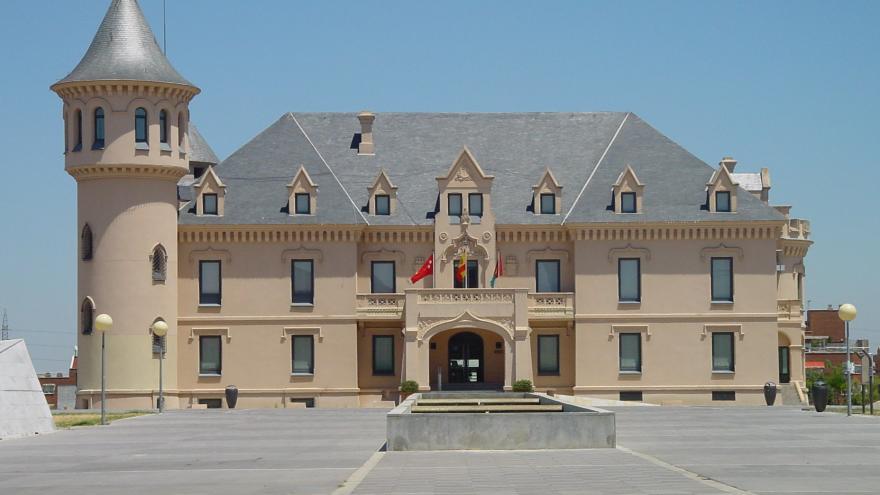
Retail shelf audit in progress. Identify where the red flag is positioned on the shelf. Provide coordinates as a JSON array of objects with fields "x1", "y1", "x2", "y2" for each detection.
[{"x1": 410, "y1": 255, "x2": 433, "y2": 283}]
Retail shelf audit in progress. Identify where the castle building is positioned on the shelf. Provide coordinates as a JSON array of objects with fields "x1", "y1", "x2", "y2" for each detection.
[{"x1": 53, "y1": 0, "x2": 811, "y2": 409}]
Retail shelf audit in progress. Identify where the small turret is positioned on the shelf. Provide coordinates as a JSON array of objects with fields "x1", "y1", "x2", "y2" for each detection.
[{"x1": 51, "y1": 0, "x2": 196, "y2": 410}]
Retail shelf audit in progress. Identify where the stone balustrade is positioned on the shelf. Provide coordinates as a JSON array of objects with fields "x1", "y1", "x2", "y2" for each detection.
[
  {"x1": 783, "y1": 218, "x2": 810, "y2": 240},
  {"x1": 355, "y1": 289, "x2": 575, "y2": 321}
]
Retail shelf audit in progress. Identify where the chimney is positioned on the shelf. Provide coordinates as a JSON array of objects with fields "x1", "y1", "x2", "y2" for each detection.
[
  {"x1": 720, "y1": 156, "x2": 737, "y2": 172},
  {"x1": 357, "y1": 111, "x2": 375, "y2": 155}
]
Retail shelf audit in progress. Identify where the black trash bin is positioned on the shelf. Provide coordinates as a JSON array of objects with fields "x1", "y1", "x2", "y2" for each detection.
[
  {"x1": 225, "y1": 385, "x2": 239, "y2": 409},
  {"x1": 764, "y1": 381, "x2": 777, "y2": 406},
  {"x1": 812, "y1": 380, "x2": 828, "y2": 412}
]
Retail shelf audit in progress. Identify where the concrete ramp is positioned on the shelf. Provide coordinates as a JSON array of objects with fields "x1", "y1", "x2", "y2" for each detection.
[{"x1": 0, "y1": 340, "x2": 55, "y2": 439}]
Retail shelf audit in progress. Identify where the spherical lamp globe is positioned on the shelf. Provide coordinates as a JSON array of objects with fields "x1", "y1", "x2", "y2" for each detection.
[
  {"x1": 94, "y1": 314, "x2": 113, "y2": 332},
  {"x1": 151, "y1": 319, "x2": 169, "y2": 337},
  {"x1": 838, "y1": 303, "x2": 857, "y2": 322}
]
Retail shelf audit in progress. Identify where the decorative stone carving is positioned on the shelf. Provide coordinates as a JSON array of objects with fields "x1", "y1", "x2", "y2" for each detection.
[
  {"x1": 607, "y1": 244, "x2": 652, "y2": 263},
  {"x1": 281, "y1": 246, "x2": 324, "y2": 263},
  {"x1": 440, "y1": 232, "x2": 489, "y2": 263},
  {"x1": 360, "y1": 248, "x2": 406, "y2": 265},
  {"x1": 526, "y1": 247, "x2": 570, "y2": 263},
  {"x1": 188, "y1": 247, "x2": 231, "y2": 264},
  {"x1": 438, "y1": 232, "x2": 448, "y2": 243},
  {"x1": 482, "y1": 232, "x2": 492, "y2": 243},
  {"x1": 418, "y1": 291, "x2": 514, "y2": 304},
  {"x1": 699, "y1": 243, "x2": 744, "y2": 261}
]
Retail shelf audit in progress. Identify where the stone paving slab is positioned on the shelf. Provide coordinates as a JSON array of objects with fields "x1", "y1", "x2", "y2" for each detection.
[
  {"x1": 0, "y1": 408, "x2": 387, "y2": 495},
  {"x1": 611, "y1": 406, "x2": 880, "y2": 495},
  {"x1": 351, "y1": 449, "x2": 727, "y2": 495}
]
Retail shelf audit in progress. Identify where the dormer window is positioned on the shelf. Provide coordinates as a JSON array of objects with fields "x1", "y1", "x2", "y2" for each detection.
[
  {"x1": 715, "y1": 191, "x2": 731, "y2": 212},
  {"x1": 621, "y1": 192, "x2": 637, "y2": 213},
  {"x1": 367, "y1": 169, "x2": 398, "y2": 216},
  {"x1": 468, "y1": 193, "x2": 483, "y2": 217},
  {"x1": 375, "y1": 194, "x2": 390, "y2": 215},
  {"x1": 295, "y1": 193, "x2": 311, "y2": 215},
  {"x1": 448, "y1": 193, "x2": 463, "y2": 216},
  {"x1": 203, "y1": 194, "x2": 218, "y2": 215},
  {"x1": 612, "y1": 165, "x2": 644, "y2": 214},
  {"x1": 706, "y1": 159, "x2": 738, "y2": 213},
  {"x1": 532, "y1": 168, "x2": 562, "y2": 215},
  {"x1": 287, "y1": 165, "x2": 318, "y2": 217},
  {"x1": 540, "y1": 193, "x2": 556, "y2": 214}
]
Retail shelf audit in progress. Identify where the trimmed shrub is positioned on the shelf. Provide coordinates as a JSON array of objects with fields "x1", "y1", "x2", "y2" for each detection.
[{"x1": 512, "y1": 379, "x2": 533, "y2": 392}]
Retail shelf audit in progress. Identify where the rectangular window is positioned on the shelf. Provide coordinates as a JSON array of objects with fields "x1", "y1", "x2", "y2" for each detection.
[
  {"x1": 199, "y1": 335, "x2": 222, "y2": 375},
  {"x1": 712, "y1": 391, "x2": 736, "y2": 401},
  {"x1": 711, "y1": 257, "x2": 734, "y2": 302},
  {"x1": 618, "y1": 258, "x2": 641, "y2": 302},
  {"x1": 621, "y1": 192, "x2": 637, "y2": 213},
  {"x1": 535, "y1": 260, "x2": 561, "y2": 293},
  {"x1": 619, "y1": 333, "x2": 642, "y2": 372},
  {"x1": 42, "y1": 384, "x2": 56, "y2": 395},
  {"x1": 453, "y1": 259, "x2": 479, "y2": 288},
  {"x1": 715, "y1": 191, "x2": 731, "y2": 212},
  {"x1": 373, "y1": 335, "x2": 395, "y2": 376},
  {"x1": 198, "y1": 260, "x2": 221, "y2": 305},
  {"x1": 291, "y1": 260, "x2": 314, "y2": 304},
  {"x1": 712, "y1": 332, "x2": 735, "y2": 372},
  {"x1": 199, "y1": 398, "x2": 222, "y2": 408},
  {"x1": 202, "y1": 194, "x2": 218, "y2": 215},
  {"x1": 375, "y1": 194, "x2": 390, "y2": 215},
  {"x1": 540, "y1": 193, "x2": 556, "y2": 214},
  {"x1": 371, "y1": 261, "x2": 396, "y2": 294},
  {"x1": 448, "y1": 193, "x2": 462, "y2": 216},
  {"x1": 291, "y1": 335, "x2": 314, "y2": 374},
  {"x1": 619, "y1": 391, "x2": 643, "y2": 402},
  {"x1": 468, "y1": 193, "x2": 483, "y2": 216},
  {"x1": 537, "y1": 334, "x2": 560, "y2": 375},
  {"x1": 294, "y1": 193, "x2": 311, "y2": 215}
]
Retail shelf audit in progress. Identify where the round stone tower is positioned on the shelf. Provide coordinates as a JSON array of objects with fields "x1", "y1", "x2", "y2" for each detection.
[{"x1": 51, "y1": 0, "x2": 199, "y2": 409}]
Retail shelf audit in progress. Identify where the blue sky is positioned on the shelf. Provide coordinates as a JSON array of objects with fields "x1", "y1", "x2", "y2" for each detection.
[{"x1": 0, "y1": 0, "x2": 877, "y2": 372}]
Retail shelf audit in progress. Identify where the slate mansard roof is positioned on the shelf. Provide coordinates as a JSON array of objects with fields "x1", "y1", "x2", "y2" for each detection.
[
  {"x1": 179, "y1": 112, "x2": 784, "y2": 226},
  {"x1": 53, "y1": 0, "x2": 194, "y2": 89}
]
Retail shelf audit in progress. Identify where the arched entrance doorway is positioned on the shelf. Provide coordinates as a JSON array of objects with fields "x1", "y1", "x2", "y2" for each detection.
[
  {"x1": 448, "y1": 332, "x2": 484, "y2": 384},
  {"x1": 425, "y1": 327, "x2": 506, "y2": 391}
]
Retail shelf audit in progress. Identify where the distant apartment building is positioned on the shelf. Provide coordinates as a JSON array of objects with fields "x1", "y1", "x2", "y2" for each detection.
[{"x1": 38, "y1": 352, "x2": 78, "y2": 410}]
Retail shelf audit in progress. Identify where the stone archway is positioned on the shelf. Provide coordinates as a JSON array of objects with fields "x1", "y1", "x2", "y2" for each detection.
[{"x1": 404, "y1": 311, "x2": 520, "y2": 391}]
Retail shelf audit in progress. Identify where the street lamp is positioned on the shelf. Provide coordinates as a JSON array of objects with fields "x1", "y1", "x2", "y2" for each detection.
[
  {"x1": 838, "y1": 303, "x2": 857, "y2": 417},
  {"x1": 94, "y1": 313, "x2": 113, "y2": 425},
  {"x1": 151, "y1": 319, "x2": 169, "y2": 412}
]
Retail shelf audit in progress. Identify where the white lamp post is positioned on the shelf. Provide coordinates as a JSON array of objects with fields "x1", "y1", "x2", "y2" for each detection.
[
  {"x1": 838, "y1": 303, "x2": 857, "y2": 416},
  {"x1": 94, "y1": 313, "x2": 113, "y2": 425},
  {"x1": 151, "y1": 319, "x2": 169, "y2": 412}
]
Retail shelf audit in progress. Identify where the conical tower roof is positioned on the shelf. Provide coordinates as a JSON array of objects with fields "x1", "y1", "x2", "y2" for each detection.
[{"x1": 53, "y1": 0, "x2": 195, "y2": 89}]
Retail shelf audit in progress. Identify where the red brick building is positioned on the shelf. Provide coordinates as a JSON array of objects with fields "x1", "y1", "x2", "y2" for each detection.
[{"x1": 38, "y1": 353, "x2": 77, "y2": 410}]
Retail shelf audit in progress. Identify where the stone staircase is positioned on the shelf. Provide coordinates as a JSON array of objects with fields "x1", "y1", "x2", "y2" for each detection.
[{"x1": 780, "y1": 381, "x2": 807, "y2": 405}]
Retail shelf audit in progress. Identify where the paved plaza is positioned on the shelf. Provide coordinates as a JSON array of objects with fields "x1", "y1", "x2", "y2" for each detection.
[{"x1": 0, "y1": 406, "x2": 877, "y2": 495}]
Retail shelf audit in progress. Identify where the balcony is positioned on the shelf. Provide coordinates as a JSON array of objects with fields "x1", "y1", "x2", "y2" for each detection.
[
  {"x1": 355, "y1": 289, "x2": 575, "y2": 321},
  {"x1": 527, "y1": 293, "x2": 575, "y2": 319},
  {"x1": 355, "y1": 293, "x2": 405, "y2": 319},
  {"x1": 782, "y1": 218, "x2": 810, "y2": 240}
]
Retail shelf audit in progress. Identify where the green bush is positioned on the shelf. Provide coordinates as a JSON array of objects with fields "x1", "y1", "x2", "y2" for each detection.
[
  {"x1": 512, "y1": 379, "x2": 533, "y2": 392},
  {"x1": 400, "y1": 380, "x2": 419, "y2": 394}
]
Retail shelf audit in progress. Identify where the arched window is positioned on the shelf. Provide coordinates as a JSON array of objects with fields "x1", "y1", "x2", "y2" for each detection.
[
  {"x1": 93, "y1": 108, "x2": 105, "y2": 149},
  {"x1": 80, "y1": 298, "x2": 94, "y2": 335},
  {"x1": 159, "y1": 109, "x2": 169, "y2": 144},
  {"x1": 178, "y1": 112, "x2": 186, "y2": 147},
  {"x1": 135, "y1": 107, "x2": 148, "y2": 144},
  {"x1": 151, "y1": 244, "x2": 167, "y2": 282},
  {"x1": 74, "y1": 109, "x2": 83, "y2": 151},
  {"x1": 81, "y1": 224, "x2": 93, "y2": 261}
]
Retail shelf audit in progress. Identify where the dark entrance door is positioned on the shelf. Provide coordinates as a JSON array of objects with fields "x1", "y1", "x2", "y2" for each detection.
[
  {"x1": 778, "y1": 346, "x2": 791, "y2": 384},
  {"x1": 448, "y1": 331, "x2": 484, "y2": 384}
]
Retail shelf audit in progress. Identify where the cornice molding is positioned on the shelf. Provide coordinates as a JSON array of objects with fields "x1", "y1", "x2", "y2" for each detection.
[
  {"x1": 527, "y1": 247, "x2": 570, "y2": 263},
  {"x1": 360, "y1": 248, "x2": 406, "y2": 264},
  {"x1": 67, "y1": 164, "x2": 187, "y2": 181}
]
